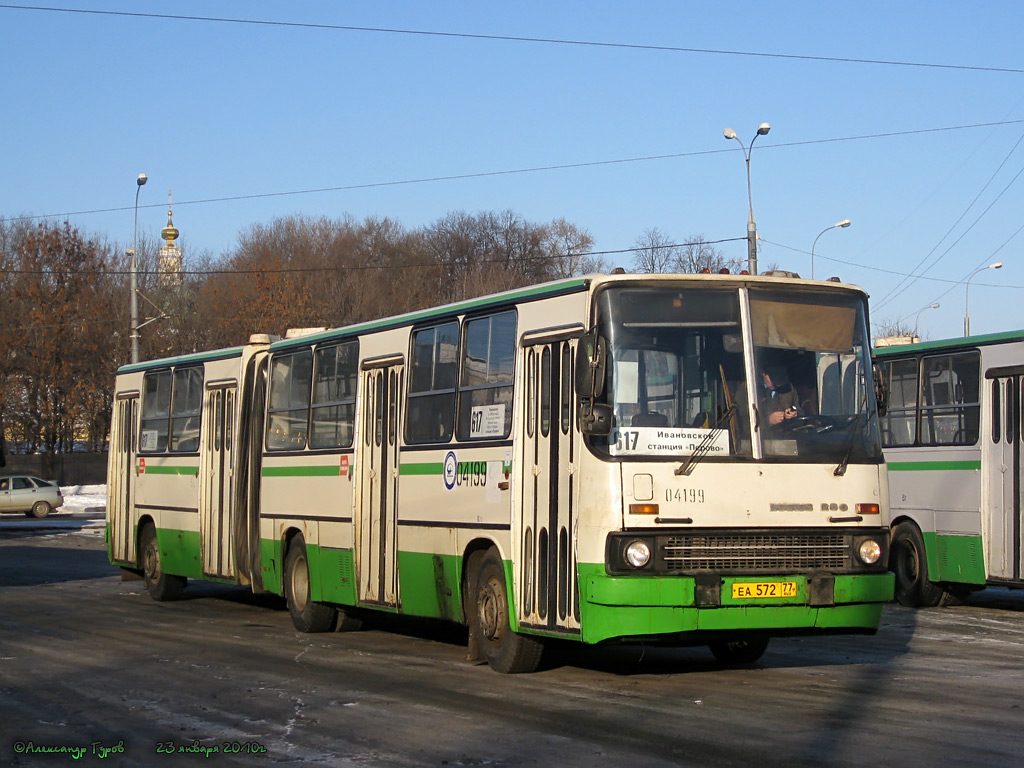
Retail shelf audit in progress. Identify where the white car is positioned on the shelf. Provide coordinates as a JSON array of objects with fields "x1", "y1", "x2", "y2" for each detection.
[{"x1": 0, "y1": 475, "x2": 64, "y2": 518}]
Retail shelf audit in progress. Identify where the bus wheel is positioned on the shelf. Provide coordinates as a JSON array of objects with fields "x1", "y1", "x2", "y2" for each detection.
[
  {"x1": 471, "y1": 549, "x2": 543, "y2": 674},
  {"x1": 284, "y1": 534, "x2": 337, "y2": 633},
  {"x1": 140, "y1": 523, "x2": 186, "y2": 601},
  {"x1": 709, "y1": 636, "x2": 769, "y2": 664},
  {"x1": 891, "y1": 521, "x2": 945, "y2": 608}
]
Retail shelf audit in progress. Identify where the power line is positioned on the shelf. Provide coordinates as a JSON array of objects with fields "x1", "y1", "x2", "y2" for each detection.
[
  {"x1": 2, "y1": 4, "x2": 1021, "y2": 74},
  {"x1": 894, "y1": 220, "x2": 1024, "y2": 324},
  {"x1": 5, "y1": 120, "x2": 1022, "y2": 226},
  {"x1": 760, "y1": 237, "x2": 1024, "y2": 289},
  {"x1": 873, "y1": 129, "x2": 1024, "y2": 310}
]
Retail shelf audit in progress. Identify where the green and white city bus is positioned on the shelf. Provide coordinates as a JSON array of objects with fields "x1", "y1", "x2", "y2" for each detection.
[
  {"x1": 875, "y1": 330, "x2": 1024, "y2": 606},
  {"x1": 107, "y1": 273, "x2": 893, "y2": 673}
]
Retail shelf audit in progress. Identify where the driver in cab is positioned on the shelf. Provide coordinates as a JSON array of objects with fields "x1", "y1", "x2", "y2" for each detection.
[{"x1": 760, "y1": 365, "x2": 800, "y2": 427}]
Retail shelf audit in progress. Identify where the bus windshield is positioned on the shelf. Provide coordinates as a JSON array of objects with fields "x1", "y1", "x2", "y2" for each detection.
[
  {"x1": 593, "y1": 284, "x2": 883, "y2": 465},
  {"x1": 748, "y1": 288, "x2": 882, "y2": 463}
]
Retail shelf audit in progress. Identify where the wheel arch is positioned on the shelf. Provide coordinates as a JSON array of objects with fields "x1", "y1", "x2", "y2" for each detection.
[
  {"x1": 891, "y1": 517, "x2": 947, "y2": 607},
  {"x1": 888, "y1": 514, "x2": 942, "y2": 578},
  {"x1": 281, "y1": 524, "x2": 326, "y2": 602},
  {"x1": 461, "y1": 536, "x2": 504, "y2": 608},
  {"x1": 134, "y1": 514, "x2": 157, "y2": 569}
]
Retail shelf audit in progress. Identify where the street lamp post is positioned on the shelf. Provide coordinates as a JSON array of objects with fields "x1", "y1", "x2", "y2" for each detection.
[
  {"x1": 130, "y1": 173, "x2": 147, "y2": 364},
  {"x1": 810, "y1": 218, "x2": 851, "y2": 280},
  {"x1": 723, "y1": 122, "x2": 770, "y2": 275},
  {"x1": 964, "y1": 262, "x2": 1002, "y2": 337},
  {"x1": 913, "y1": 302, "x2": 940, "y2": 338}
]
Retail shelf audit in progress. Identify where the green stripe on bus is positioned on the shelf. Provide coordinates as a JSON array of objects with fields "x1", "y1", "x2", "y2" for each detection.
[
  {"x1": 140, "y1": 465, "x2": 199, "y2": 475},
  {"x1": 887, "y1": 460, "x2": 981, "y2": 471},
  {"x1": 262, "y1": 465, "x2": 342, "y2": 477},
  {"x1": 399, "y1": 462, "x2": 444, "y2": 476}
]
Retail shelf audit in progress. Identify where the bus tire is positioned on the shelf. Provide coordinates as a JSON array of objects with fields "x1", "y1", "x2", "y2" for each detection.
[
  {"x1": 140, "y1": 523, "x2": 186, "y2": 601},
  {"x1": 891, "y1": 521, "x2": 946, "y2": 608},
  {"x1": 709, "y1": 636, "x2": 769, "y2": 664},
  {"x1": 284, "y1": 534, "x2": 337, "y2": 633},
  {"x1": 471, "y1": 548, "x2": 543, "y2": 674}
]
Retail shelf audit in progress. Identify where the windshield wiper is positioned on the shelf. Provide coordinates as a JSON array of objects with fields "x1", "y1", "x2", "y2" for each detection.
[
  {"x1": 675, "y1": 404, "x2": 736, "y2": 476},
  {"x1": 834, "y1": 393, "x2": 870, "y2": 476}
]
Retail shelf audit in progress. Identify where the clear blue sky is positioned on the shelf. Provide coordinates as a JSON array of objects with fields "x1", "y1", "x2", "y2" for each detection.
[{"x1": 2, "y1": 1, "x2": 1022, "y2": 341}]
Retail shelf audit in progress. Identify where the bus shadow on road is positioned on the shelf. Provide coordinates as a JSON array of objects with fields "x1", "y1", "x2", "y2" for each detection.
[
  {"x1": 532, "y1": 601, "x2": 922, "y2": 677},
  {"x1": 165, "y1": 580, "x2": 289, "y2": 611},
  {"x1": 957, "y1": 587, "x2": 1024, "y2": 612},
  {"x1": 0, "y1": 545, "x2": 116, "y2": 587},
  {"x1": 157, "y1": 582, "x2": 474, "y2": 649}
]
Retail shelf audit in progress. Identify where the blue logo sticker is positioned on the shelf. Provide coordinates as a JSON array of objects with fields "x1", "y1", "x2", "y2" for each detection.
[{"x1": 443, "y1": 451, "x2": 457, "y2": 490}]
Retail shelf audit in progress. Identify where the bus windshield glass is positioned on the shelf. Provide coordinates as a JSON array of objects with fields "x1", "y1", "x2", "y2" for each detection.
[
  {"x1": 748, "y1": 288, "x2": 882, "y2": 463},
  {"x1": 592, "y1": 284, "x2": 882, "y2": 465},
  {"x1": 595, "y1": 286, "x2": 752, "y2": 460}
]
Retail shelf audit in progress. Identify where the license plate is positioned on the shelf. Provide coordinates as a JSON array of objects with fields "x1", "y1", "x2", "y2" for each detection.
[{"x1": 731, "y1": 581, "x2": 798, "y2": 599}]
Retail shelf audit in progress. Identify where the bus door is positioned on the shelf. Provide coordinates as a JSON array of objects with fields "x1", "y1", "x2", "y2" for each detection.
[
  {"x1": 356, "y1": 357, "x2": 403, "y2": 607},
  {"x1": 109, "y1": 393, "x2": 139, "y2": 564},
  {"x1": 986, "y1": 370, "x2": 1022, "y2": 581},
  {"x1": 517, "y1": 336, "x2": 581, "y2": 634},
  {"x1": 200, "y1": 383, "x2": 236, "y2": 579}
]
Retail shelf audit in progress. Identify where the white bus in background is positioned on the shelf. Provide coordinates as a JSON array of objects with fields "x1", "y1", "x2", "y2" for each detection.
[
  {"x1": 107, "y1": 273, "x2": 893, "y2": 673},
  {"x1": 874, "y1": 330, "x2": 1024, "y2": 606}
]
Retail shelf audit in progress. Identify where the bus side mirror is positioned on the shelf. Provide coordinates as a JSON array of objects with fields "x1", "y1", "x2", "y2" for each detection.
[
  {"x1": 873, "y1": 366, "x2": 888, "y2": 418},
  {"x1": 576, "y1": 331, "x2": 612, "y2": 435},
  {"x1": 575, "y1": 332, "x2": 606, "y2": 399}
]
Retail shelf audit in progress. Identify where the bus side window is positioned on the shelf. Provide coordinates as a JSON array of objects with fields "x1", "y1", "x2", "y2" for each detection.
[
  {"x1": 456, "y1": 311, "x2": 515, "y2": 441},
  {"x1": 140, "y1": 370, "x2": 172, "y2": 452},
  {"x1": 170, "y1": 367, "x2": 203, "y2": 452},
  {"x1": 881, "y1": 358, "x2": 918, "y2": 447},
  {"x1": 921, "y1": 351, "x2": 980, "y2": 446},
  {"x1": 407, "y1": 322, "x2": 458, "y2": 443},
  {"x1": 310, "y1": 341, "x2": 358, "y2": 449},
  {"x1": 266, "y1": 349, "x2": 313, "y2": 451}
]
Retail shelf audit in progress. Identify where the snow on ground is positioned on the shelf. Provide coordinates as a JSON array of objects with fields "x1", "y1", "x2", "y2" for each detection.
[{"x1": 59, "y1": 484, "x2": 107, "y2": 514}]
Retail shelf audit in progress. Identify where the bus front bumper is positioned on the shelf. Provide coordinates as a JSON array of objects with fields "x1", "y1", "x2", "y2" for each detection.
[{"x1": 577, "y1": 565, "x2": 894, "y2": 645}]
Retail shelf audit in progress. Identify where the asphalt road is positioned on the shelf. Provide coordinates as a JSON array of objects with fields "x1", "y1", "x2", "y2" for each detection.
[{"x1": 1, "y1": 519, "x2": 1022, "y2": 767}]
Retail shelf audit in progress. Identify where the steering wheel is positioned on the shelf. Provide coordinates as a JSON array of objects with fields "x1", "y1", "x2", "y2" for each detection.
[{"x1": 776, "y1": 415, "x2": 836, "y2": 434}]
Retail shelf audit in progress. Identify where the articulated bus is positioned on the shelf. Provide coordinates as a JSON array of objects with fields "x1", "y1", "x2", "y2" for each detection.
[
  {"x1": 874, "y1": 330, "x2": 1024, "y2": 606},
  {"x1": 107, "y1": 273, "x2": 893, "y2": 673}
]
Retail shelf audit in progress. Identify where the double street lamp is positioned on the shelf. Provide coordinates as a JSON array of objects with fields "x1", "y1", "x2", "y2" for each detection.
[
  {"x1": 723, "y1": 122, "x2": 770, "y2": 275},
  {"x1": 811, "y1": 219, "x2": 851, "y2": 280},
  {"x1": 964, "y1": 262, "x2": 1002, "y2": 337},
  {"x1": 129, "y1": 173, "x2": 147, "y2": 364}
]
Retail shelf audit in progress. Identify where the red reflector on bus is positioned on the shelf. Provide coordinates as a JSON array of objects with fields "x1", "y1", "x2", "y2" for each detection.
[
  {"x1": 856, "y1": 503, "x2": 880, "y2": 515},
  {"x1": 629, "y1": 504, "x2": 659, "y2": 515}
]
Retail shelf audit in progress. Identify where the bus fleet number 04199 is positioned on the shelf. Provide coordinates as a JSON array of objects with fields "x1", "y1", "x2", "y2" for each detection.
[{"x1": 666, "y1": 488, "x2": 705, "y2": 503}]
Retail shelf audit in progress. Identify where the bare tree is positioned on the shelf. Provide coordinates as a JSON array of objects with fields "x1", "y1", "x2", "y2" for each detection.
[
  {"x1": 2, "y1": 222, "x2": 113, "y2": 466},
  {"x1": 632, "y1": 228, "x2": 678, "y2": 273},
  {"x1": 675, "y1": 234, "x2": 728, "y2": 273},
  {"x1": 872, "y1": 316, "x2": 918, "y2": 340},
  {"x1": 543, "y1": 218, "x2": 602, "y2": 277}
]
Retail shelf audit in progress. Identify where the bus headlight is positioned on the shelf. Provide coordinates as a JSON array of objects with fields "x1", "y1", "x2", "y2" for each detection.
[
  {"x1": 857, "y1": 538, "x2": 883, "y2": 565},
  {"x1": 624, "y1": 540, "x2": 652, "y2": 568}
]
